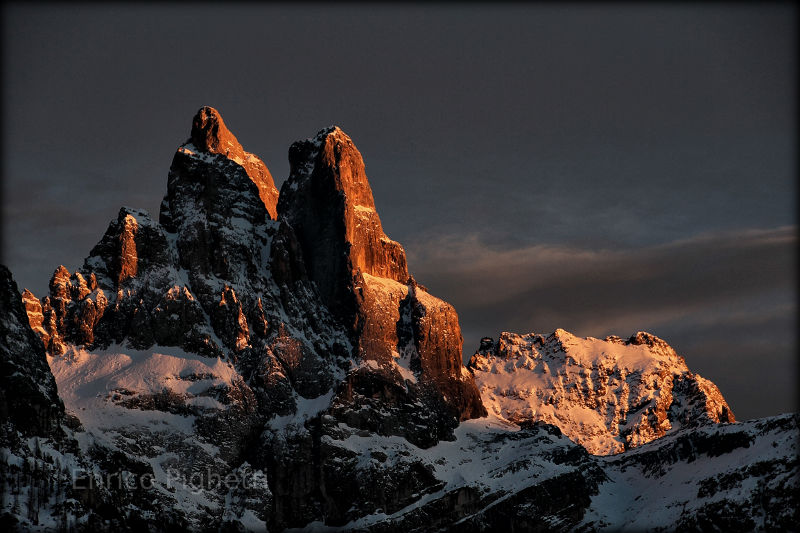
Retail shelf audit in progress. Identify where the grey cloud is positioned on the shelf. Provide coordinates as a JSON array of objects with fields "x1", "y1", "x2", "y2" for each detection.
[
  {"x1": 406, "y1": 226, "x2": 796, "y2": 420},
  {"x1": 407, "y1": 226, "x2": 795, "y2": 322}
]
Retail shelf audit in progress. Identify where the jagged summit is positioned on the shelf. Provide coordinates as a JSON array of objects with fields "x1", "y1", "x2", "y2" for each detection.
[
  {"x1": 279, "y1": 125, "x2": 409, "y2": 310},
  {"x1": 171, "y1": 106, "x2": 280, "y2": 219},
  {"x1": 301, "y1": 124, "x2": 342, "y2": 145},
  {"x1": 279, "y1": 123, "x2": 486, "y2": 433},
  {"x1": 469, "y1": 329, "x2": 735, "y2": 455},
  {"x1": 26, "y1": 107, "x2": 486, "y2": 445},
  {"x1": 0, "y1": 265, "x2": 65, "y2": 437},
  {"x1": 189, "y1": 106, "x2": 245, "y2": 158}
]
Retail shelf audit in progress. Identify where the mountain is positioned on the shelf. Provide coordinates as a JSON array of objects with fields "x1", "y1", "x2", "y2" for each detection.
[
  {"x1": 1, "y1": 107, "x2": 796, "y2": 531},
  {"x1": 469, "y1": 329, "x2": 734, "y2": 455}
]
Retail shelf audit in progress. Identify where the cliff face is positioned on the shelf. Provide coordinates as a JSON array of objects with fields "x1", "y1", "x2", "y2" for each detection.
[
  {"x1": 278, "y1": 126, "x2": 486, "y2": 434},
  {"x1": 187, "y1": 105, "x2": 279, "y2": 218},
  {"x1": 0, "y1": 266, "x2": 65, "y2": 439},
  {"x1": 468, "y1": 329, "x2": 735, "y2": 455},
  {"x1": 277, "y1": 126, "x2": 409, "y2": 324},
  {"x1": 32, "y1": 113, "x2": 484, "y2": 447}
]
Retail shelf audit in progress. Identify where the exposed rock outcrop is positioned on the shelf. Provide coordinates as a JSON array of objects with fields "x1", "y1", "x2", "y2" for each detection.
[
  {"x1": 13, "y1": 108, "x2": 487, "y2": 530},
  {"x1": 188, "y1": 105, "x2": 279, "y2": 218},
  {"x1": 277, "y1": 126, "x2": 409, "y2": 316},
  {"x1": 0, "y1": 265, "x2": 64, "y2": 439},
  {"x1": 34, "y1": 207, "x2": 218, "y2": 356}
]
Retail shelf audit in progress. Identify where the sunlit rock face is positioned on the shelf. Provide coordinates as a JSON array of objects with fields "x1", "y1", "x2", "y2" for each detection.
[
  {"x1": 10, "y1": 108, "x2": 487, "y2": 530},
  {"x1": 34, "y1": 206, "x2": 218, "y2": 356},
  {"x1": 469, "y1": 329, "x2": 735, "y2": 455},
  {"x1": 278, "y1": 126, "x2": 486, "y2": 443},
  {"x1": 187, "y1": 105, "x2": 279, "y2": 219},
  {"x1": 277, "y1": 126, "x2": 409, "y2": 324},
  {"x1": 15, "y1": 109, "x2": 353, "y2": 529}
]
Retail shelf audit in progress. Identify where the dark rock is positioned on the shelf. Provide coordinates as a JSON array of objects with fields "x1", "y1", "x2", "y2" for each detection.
[
  {"x1": 0, "y1": 265, "x2": 65, "y2": 439},
  {"x1": 278, "y1": 126, "x2": 409, "y2": 321}
]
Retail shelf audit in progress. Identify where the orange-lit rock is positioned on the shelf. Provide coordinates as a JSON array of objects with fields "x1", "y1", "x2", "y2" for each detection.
[
  {"x1": 189, "y1": 106, "x2": 279, "y2": 218},
  {"x1": 279, "y1": 126, "x2": 486, "y2": 438}
]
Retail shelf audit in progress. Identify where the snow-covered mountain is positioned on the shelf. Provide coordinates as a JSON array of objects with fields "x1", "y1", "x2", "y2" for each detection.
[
  {"x1": 1, "y1": 107, "x2": 796, "y2": 532},
  {"x1": 469, "y1": 330, "x2": 734, "y2": 455}
]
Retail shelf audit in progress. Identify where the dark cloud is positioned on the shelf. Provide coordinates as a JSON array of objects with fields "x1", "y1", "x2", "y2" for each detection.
[
  {"x1": 654, "y1": 302, "x2": 795, "y2": 423},
  {"x1": 406, "y1": 226, "x2": 796, "y2": 421}
]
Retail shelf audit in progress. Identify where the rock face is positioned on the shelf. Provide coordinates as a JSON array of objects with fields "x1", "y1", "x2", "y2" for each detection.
[
  {"x1": 468, "y1": 329, "x2": 735, "y2": 455},
  {"x1": 13, "y1": 109, "x2": 356, "y2": 531},
  {"x1": 0, "y1": 266, "x2": 64, "y2": 439},
  {"x1": 278, "y1": 127, "x2": 486, "y2": 445},
  {"x1": 2, "y1": 106, "x2": 795, "y2": 532},
  {"x1": 278, "y1": 127, "x2": 409, "y2": 313}
]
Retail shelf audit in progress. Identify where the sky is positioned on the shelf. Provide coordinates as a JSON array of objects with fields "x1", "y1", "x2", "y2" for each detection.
[{"x1": 1, "y1": 4, "x2": 796, "y2": 421}]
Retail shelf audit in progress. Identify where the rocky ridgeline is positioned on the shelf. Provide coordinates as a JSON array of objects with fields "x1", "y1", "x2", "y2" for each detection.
[
  {"x1": 469, "y1": 329, "x2": 734, "y2": 455},
  {"x1": 1, "y1": 107, "x2": 796, "y2": 532},
  {"x1": 6, "y1": 107, "x2": 488, "y2": 530},
  {"x1": 28, "y1": 107, "x2": 484, "y2": 446}
]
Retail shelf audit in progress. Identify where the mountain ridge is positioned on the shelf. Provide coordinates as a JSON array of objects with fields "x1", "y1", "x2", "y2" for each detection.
[
  {"x1": 1, "y1": 106, "x2": 795, "y2": 532},
  {"x1": 468, "y1": 329, "x2": 734, "y2": 455}
]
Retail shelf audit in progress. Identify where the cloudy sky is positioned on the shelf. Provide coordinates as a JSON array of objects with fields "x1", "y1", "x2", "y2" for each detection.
[{"x1": 1, "y1": 4, "x2": 795, "y2": 420}]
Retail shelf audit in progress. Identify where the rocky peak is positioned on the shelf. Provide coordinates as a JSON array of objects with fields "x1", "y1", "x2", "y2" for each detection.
[
  {"x1": 469, "y1": 330, "x2": 735, "y2": 455},
  {"x1": 49, "y1": 265, "x2": 72, "y2": 298},
  {"x1": 626, "y1": 330, "x2": 679, "y2": 354},
  {"x1": 160, "y1": 108, "x2": 278, "y2": 281},
  {"x1": 86, "y1": 207, "x2": 173, "y2": 290},
  {"x1": 5, "y1": 107, "x2": 794, "y2": 532},
  {"x1": 279, "y1": 126, "x2": 485, "y2": 437},
  {"x1": 172, "y1": 106, "x2": 279, "y2": 219},
  {"x1": 190, "y1": 106, "x2": 246, "y2": 159},
  {"x1": 278, "y1": 126, "x2": 409, "y2": 324},
  {"x1": 18, "y1": 114, "x2": 487, "y2": 530}
]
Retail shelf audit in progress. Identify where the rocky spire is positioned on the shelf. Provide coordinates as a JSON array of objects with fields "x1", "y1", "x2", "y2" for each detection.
[
  {"x1": 277, "y1": 126, "x2": 409, "y2": 323},
  {"x1": 278, "y1": 126, "x2": 486, "y2": 433},
  {"x1": 180, "y1": 106, "x2": 279, "y2": 219},
  {"x1": 190, "y1": 105, "x2": 246, "y2": 159},
  {"x1": 159, "y1": 107, "x2": 279, "y2": 278}
]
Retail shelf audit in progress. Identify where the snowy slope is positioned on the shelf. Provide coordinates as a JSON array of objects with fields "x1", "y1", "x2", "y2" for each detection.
[
  {"x1": 469, "y1": 330, "x2": 734, "y2": 455},
  {"x1": 580, "y1": 413, "x2": 799, "y2": 531}
]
